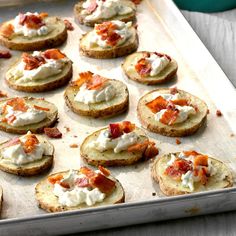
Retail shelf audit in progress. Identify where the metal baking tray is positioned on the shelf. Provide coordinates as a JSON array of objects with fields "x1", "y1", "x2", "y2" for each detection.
[{"x1": 1, "y1": 0, "x2": 236, "y2": 235}]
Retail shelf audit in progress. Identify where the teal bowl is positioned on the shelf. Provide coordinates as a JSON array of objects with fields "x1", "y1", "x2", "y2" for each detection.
[{"x1": 174, "y1": 0, "x2": 236, "y2": 12}]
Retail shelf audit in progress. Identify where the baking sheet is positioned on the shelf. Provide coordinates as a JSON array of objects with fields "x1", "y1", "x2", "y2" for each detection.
[{"x1": 0, "y1": 0, "x2": 236, "y2": 230}]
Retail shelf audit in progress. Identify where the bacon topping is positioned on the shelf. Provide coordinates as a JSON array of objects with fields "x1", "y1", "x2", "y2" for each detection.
[
  {"x1": 48, "y1": 174, "x2": 63, "y2": 184},
  {"x1": 43, "y1": 49, "x2": 66, "y2": 60},
  {"x1": 98, "y1": 166, "x2": 110, "y2": 176},
  {"x1": 95, "y1": 22, "x2": 121, "y2": 47},
  {"x1": 0, "y1": 90, "x2": 8, "y2": 98},
  {"x1": 0, "y1": 50, "x2": 12, "y2": 59},
  {"x1": 33, "y1": 105, "x2": 50, "y2": 111},
  {"x1": 80, "y1": 166, "x2": 96, "y2": 178},
  {"x1": 2, "y1": 97, "x2": 28, "y2": 115},
  {"x1": 160, "y1": 108, "x2": 179, "y2": 125},
  {"x1": 131, "y1": 0, "x2": 142, "y2": 4},
  {"x1": 146, "y1": 96, "x2": 168, "y2": 113},
  {"x1": 22, "y1": 53, "x2": 46, "y2": 70},
  {"x1": 75, "y1": 177, "x2": 90, "y2": 187},
  {"x1": 135, "y1": 58, "x2": 152, "y2": 77},
  {"x1": 64, "y1": 19, "x2": 74, "y2": 31},
  {"x1": 109, "y1": 121, "x2": 135, "y2": 139},
  {"x1": 216, "y1": 110, "x2": 222, "y2": 117},
  {"x1": 0, "y1": 23, "x2": 14, "y2": 38},
  {"x1": 170, "y1": 87, "x2": 178, "y2": 95},
  {"x1": 22, "y1": 133, "x2": 39, "y2": 154},
  {"x1": 44, "y1": 127, "x2": 62, "y2": 139},
  {"x1": 19, "y1": 13, "x2": 45, "y2": 29}
]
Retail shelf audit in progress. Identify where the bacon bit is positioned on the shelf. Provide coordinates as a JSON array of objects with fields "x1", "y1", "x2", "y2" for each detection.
[
  {"x1": 33, "y1": 105, "x2": 50, "y2": 111},
  {"x1": 75, "y1": 177, "x2": 90, "y2": 187},
  {"x1": 154, "y1": 52, "x2": 171, "y2": 61},
  {"x1": 95, "y1": 22, "x2": 121, "y2": 47},
  {"x1": 146, "y1": 96, "x2": 168, "y2": 113},
  {"x1": 198, "y1": 167, "x2": 208, "y2": 185},
  {"x1": 43, "y1": 49, "x2": 66, "y2": 60},
  {"x1": 48, "y1": 174, "x2": 63, "y2": 184},
  {"x1": 22, "y1": 133, "x2": 39, "y2": 153},
  {"x1": 2, "y1": 137, "x2": 21, "y2": 149},
  {"x1": 69, "y1": 143, "x2": 78, "y2": 148},
  {"x1": 0, "y1": 50, "x2": 11, "y2": 59},
  {"x1": 175, "y1": 138, "x2": 181, "y2": 145},
  {"x1": 64, "y1": 19, "x2": 74, "y2": 31},
  {"x1": 172, "y1": 99, "x2": 189, "y2": 106},
  {"x1": 89, "y1": 173, "x2": 116, "y2": 195},
  {"x1": 131, "y1": 0, "x2": 142, "y2": 4},
  {"x1": 7, "y1": 114, "x2": 16, "y2": 124},
  {"x1": 207, "y1": 109, "x2": 210, "y2": 114},
  {"x1": 183, "y1": 150, "x2": 200, "y2": 157},
  {"x1": 22, "y1": 14, "x2": 45, "y2": 29},
  {"x1": 98, "y1": 166, "x2": 110, "y2": 176},
  {"x1": 2, "y1": 97, "x2": 28, "y2": 114},
  {"x1": 109, "y1": 121, "x2": 135, "y2": 139},
  {"x1": 193, "y1": 155, "x2": 208, "y2": 168},
  {"x1": 143, "y1": 141, "x2": 159, "y2": 160},
  {"x1": 44, "y1": 127, "x2": 62, "y2": 139},
  {"x1": 80, "y1": 166, "x2": 96, "y2": 178},
  {"x1": 216, "y1": 110, "x2": 222, "y2": 117},
  {"x1": 128, "y1": 140, "x2": 149, "y2": 153},
  {"x1": 0, "y1": 90, "x2": 8, "y2": 98},
  {"x1": 22, "y1": 53, "x2": 46, "y2": 70},
  {"x1": 39, "y1": 12, "x2": 48, "y2": 18},
  {"x1": 86, "y1": 74, "x2": 106, "y2": 90},
  {"x1": 170, "y1": 87, "x2": 178, "y2": 95},
  {"x1": 160, "y1": 108, "x2": 179, "y2": 125},
  {"x1": 0, "y1": 23, "x2": 14, "y2": 38},
  {"x1": 135, "y1": 58, "x2": 152, "y2": 77},
  {"x1": 165, "y1": 166, "x2": 182, "y2": 180},
  {"x1": 86, "y1": 0, "x2": 98, "y2": 13},
  {"x1": 59, "y1": 182, "x2": 70, "y2": 189}
]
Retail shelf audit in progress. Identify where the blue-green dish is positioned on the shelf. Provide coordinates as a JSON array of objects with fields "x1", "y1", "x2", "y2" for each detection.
[{"x1": 174, "y1": 0, "x2": 236, "y2": 12}]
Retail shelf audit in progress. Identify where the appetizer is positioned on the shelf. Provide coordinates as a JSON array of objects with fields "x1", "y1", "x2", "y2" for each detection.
[
  {"x1": 137, "y1": 88, "x2": 208, "y2": 137},
  {"x1": 0, "y1": 132, "x2": 54, "y2": 176},
  {"x1": 35, "y1": 166, "x2": 125, "y2": 212},
  {"x1": 0, "y1": 97, "x2": 58, "y2": 134},
  {"x1": 152, "y1": 151, "x2": 233, "y2": 196},
  {"x1": 64, "y1": 71, "x2": 129, "y2": 118},
  {"x1": 79, "y1": 20, "x2": 138, "y2": 59},
  {"x1": 0, "y1": 12, "x2": 67, "y2": 51},
  {"x1": 80, "y1": 121, "x2": 159, "y2": 166},
  {"x1": 5, "y1": 49, "x2": 73, "y2": 92},
  {"x1": 122, "y1": 51, "x2": 178, "y2": 85},
  {"x1": 74, "y1": 0, "x2": 136, "y2": 27}
]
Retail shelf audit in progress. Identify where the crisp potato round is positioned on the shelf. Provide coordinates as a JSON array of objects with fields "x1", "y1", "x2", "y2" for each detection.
[
  {"x1": 152, "y1": 152, "x2": 233, "y2": 196},
  {"x1": 122, "y1": 51, "x2": 178, "y2": 85},
  {"x1": 137, "y1": 88, "x2": 208, "y2": 137},
  {"x1": 0, "y1": 135, "x2": 54, "y2": 176},
  {"x1": 0, "y1": 17, "x2": 67, "y2": 51},
  {"x1": 0, "y1": 97, "x2": 58, "y2": 134},
  {"x1": 64, "y1": 79, "x2": 129, "y2": 118},
  {"x1": 5, "y1": 60, "x2": 73, "y2": 93},
  {"x1": 74, "y1": 0, "x2": 136, "y2": 27},
  {"x1": 80, "y1": 127, "x2": 149, "y2": 166},
  {"x1": 79, "y1": 27, "x2": 138, "y2": 59},
  {"x1": 35, "y1": 170, "x2": 125, "y2": 212}
]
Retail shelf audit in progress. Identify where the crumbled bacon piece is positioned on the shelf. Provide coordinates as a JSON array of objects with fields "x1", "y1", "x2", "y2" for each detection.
[
  {"x1": 160, "y1": 108, "x2": 179, "y2": 125},
  {"x1": 70, "y1": 143, "x2": 78, "y2": 148},
  {"x1": 64, "y1": 19, "x2": 74, "y2": 31},
  {"x1": 216, "y1": 110, "x2": 222, "y2": 117},
  {"x1": 86, "y1": 0, "x2": 98, "y2": 13},
  {"x1": 0, "y1": 23, "x2": 14, "y2": 38},
  {"x1": 39, "y1": 12, "x2": 48, "y2": 18},
  {"x1": 80, "y1": 166, "x2": 96, "y2": 178},
  {"x1": 146, "y1": 96, "x2": 168, "y2": 113},
  {"x1": 22, "y1": 133, "x2": 39, "y2": 153},
  {"x1": 175, "y1": 138, "x2": 181, "y2": 145},
  {"x1": 43, "y1": 49, "x2": 66, "y2": 60},
  {"x1": 197, "y1": 167, "x2": 208, "y2": 185},
  {"x1": 2, "y1": 97, "x2": 28, "y2": 115},
  {"x1": 21, "y1": 13, "x2": 45, "y2": 29},
  {"x1": 109, "y1": 121, "x2": 135, "y2": 139},
  {"x1": 0, "y1": 90, "x2": 8, "y2": 98},
  {"x1": 2, "y1": 137, "x2": 21, "y2": 149},
  {"x1": 44, "y1": 127, "x2": 62, "y2": 139},
  {"x1": 135, "y1": 58, "x2": 152, "y2": 77},
  {"x1": 183, "y1": 150, "x2": 200, "y2": 157},
  {"x1": 22, "y1": 53, "x2": 46, "y2": 70},
  {"x1": 75, "y1": 177, "x2": 90, "y2": 187},
  {"x1": 89, "y1": 173, "x2": 116, "y2": 195},
  {"x1": 170, "y1": 87, "x2": 178, "y2": 95},
  {"x1": 59, "y1": 182, "x2": 70, "y2": 189},
  {"x1": 154, "y1": 52, "x2": 171, "y2": 61},
  {"x1": 128, "y1": 140, "x2": 149, "y2": 153},
  {"x1": 48, "y1": 174, "x2": 63, "y2": 184},
  {"x1": 193, "y1": 154, "x2": 208, "y2": 168},
  {"x1": 33, "y1": 105, "x2": 50, "y2": 111},
  {"x1": 95, "y1": 22, "x2": 121, "y2": 47},
  {"x1": 207, "y1": 109, "x2": 210, "y2": 114},
  {"x1": 172, "y1": 99, "x2": 189, "y2": 106},
  {"x1": 98, "y1": 166, "x2": 110, "y2": 176},
  {"x1": 131, "y1": 0, "x2": 142, "y2": 4},
  {"x1": 0, "y1": 50, "x2": 11, "y2": 59}
]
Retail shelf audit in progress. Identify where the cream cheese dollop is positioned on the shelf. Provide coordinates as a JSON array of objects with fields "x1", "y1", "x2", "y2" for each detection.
[
  {"x1": 12, "y1": 12, "x2": 52, "y2": 38},
  {"x1": 74, "y1": 82, "x2": 116, "y2": 104},
  {"x1": 82, "y1": 0, "x2": 134, "y2": 21},
  {"x1": 1, "y1": 132, "x2": 45, "y2": 165},
  {"x1": 5, "y1": 105, "x2": 46, "y2": 127},
  {"x1": 90, "y1": 21, "x2": 132, "y2": 48},
  {"x1": 11, "y1": 51, "x2": 69, "y2": 83},
  {"x1": 53, "y1": 170, "x2": 105, "y2": 207},
  {"x1": 90, "y1": 129, "x2": 139, "y2": 153}
]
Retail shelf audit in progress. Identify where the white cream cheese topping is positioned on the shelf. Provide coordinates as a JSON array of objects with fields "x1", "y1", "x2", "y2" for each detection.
[
  {"x1": 53, "y1": 170, "x2": 105, "y2": 207},
  {"x1": 82, "y1": 0, "x2": 134, "y2": 21},
  {"x1": 1, "y1": 132, "x2": 45, "y2": 165},
  {"x1": 12, "y1": 12, "x2": 52, "y2": 38},
  {"x1": 11, "y1": 51, "x2": 69, "y2": 83},
  {"x1": 90, "y1": 129, "x2": 139, "y2": 153},
  {"x1": 5, "y1": 105, "x2": 46, "y2": 127},
  {"x1": 74, "y1": 82, "x2": 116, "y2": 104},
  {"x1": 90, "y1": 21, "x2": 132, "y2": 48}
]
